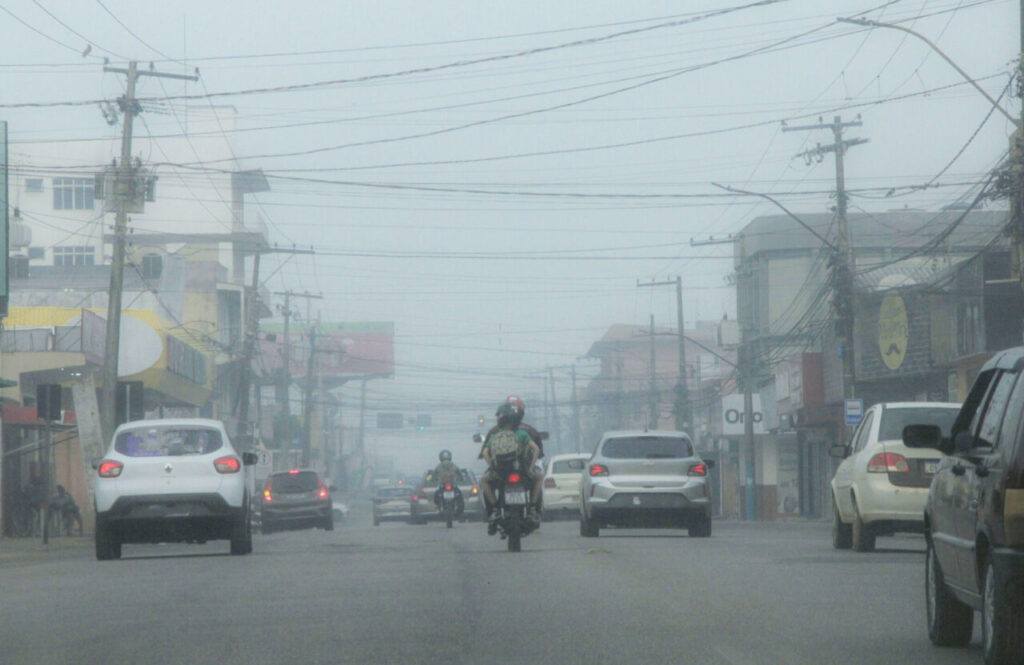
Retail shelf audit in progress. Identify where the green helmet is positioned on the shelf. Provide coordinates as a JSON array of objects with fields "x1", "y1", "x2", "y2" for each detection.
[{"x1": 439, "y1": 450, "x2": 452, "y2": 462}]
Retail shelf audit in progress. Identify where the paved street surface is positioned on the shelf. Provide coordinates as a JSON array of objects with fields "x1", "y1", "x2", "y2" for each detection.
[{"x1": 0, "y1": 506, "x2": 985, "y2": 665}]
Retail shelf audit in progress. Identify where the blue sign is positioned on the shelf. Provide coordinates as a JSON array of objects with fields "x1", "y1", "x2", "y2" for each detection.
[{"x1": 844, "y1": 398, "x2": 864, "y2": 427}]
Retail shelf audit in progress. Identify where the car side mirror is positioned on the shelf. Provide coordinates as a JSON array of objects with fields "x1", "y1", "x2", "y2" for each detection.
[
  {"x1": 828, "y1": 444, "x2": 849, "y2": 459},
  {"x1": 472, "y1": 433, "x2": 483, "y2": 444},
  {"x1": 241, "y1": 452, "x2": 258, "y2": 466}
]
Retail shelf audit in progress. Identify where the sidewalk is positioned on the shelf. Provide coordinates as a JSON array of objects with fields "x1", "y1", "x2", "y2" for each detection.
[{"x1": 0, "y1": 535, "x2": 92, "y2": 567}]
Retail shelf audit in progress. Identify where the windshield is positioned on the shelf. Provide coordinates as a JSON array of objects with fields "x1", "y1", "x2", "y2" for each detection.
[
  {"x1": 114, "y1": 426, "x2": 222, "y2": 457},
  {"x1": 601, "y1": 436, "x2": 693, "y2": 459},
  {"x1": 269, "y1": 472, "x2": 320, "y2": 493},
  {"x1": 879, "y1": 406, "x2": 960, "y2": 441}
]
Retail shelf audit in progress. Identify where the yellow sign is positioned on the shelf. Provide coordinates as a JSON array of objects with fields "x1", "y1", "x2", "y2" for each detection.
[{"x1": 878, "y1": 294, "x2": 909, "y2": 370}]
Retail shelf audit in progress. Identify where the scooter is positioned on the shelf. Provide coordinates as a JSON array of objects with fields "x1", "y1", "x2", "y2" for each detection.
[{"x1": 439, "y1": 482, "x2": 461, "y2": 528}]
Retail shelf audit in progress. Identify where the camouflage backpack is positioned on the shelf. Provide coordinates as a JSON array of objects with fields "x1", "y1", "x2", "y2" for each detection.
[{"x1": 487, "y1": 428, "x2": 520, "y2": 462}]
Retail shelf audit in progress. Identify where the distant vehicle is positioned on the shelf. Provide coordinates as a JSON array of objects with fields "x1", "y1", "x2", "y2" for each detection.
[
  {"x1": 904, "y1": 348, "x2": 1024, "y2": 664},
  {"x1": 260, "y1": 469, "x2": 334, "y2": 534},
  {"x1": 93, "y1": 418, "x2": 256, "y2": 560},
  {"x1": 579, "y1": 430, "x2": 713, "y2": 538},
  {"x1": 372, "y1": 486, "x2": 415, "y2": 526},
  {"x1": 830, "y1": 402, "x2": 959, "y2": 552},
  {"x1": 542, "y1": 453, "x2": 590, "y2": 520},
  {"x1": 411, "y1": 468, "x2": 483, "y2": 524}
]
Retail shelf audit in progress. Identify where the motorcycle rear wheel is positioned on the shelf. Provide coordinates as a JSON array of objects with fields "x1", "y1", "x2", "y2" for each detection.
[{"x1": 507, "y1": 516, "x2": 522, "y2": 552}]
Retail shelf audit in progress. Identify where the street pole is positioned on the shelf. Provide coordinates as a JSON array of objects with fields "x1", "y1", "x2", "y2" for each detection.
[
  {"x1": 99, "y1": 62, "x2": 197, "y2": 444},
  {"x1": 548, "y1": 366, "x2": 561, "y2": 451},
  {"x1": 638, "y1": 278, "x2": 690, "y2": 432},
  {"x1": 570, "y1": 365, "x2": 581, "y2": 453},
  {"x1": 302, "y1": 327, "x2": 316, "y2": 468},
  {"x1": 648, "y1": 314, "x2": 658, "y2": 428},
  {"x1": 742, "y1": 339, "x2": 756, "y2": 521}
]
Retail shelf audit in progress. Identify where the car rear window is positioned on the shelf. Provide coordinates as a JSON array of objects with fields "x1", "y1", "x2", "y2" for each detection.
[
  {"x1": 115, "y1": 426, "x2": 223, "y2": 457},
  {"x1": 878, "y1": 407, "x2": 959, "y2": 442},
  {"x1": 377, "y1": 488, "x2": 413, "y2": 499},
  {"x1": 269, "y1": 471, "x2": 320, "y2": 493},
  {"x1": 601, "y1": 436, "x2": 693, "y2": 459},
  {"x1": 552, "y1": 459, "x2": 586, "y2": 473}
]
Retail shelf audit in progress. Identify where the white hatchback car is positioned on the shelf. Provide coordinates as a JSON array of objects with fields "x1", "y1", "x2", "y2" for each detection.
[
  {"x1": 93, "y1": 418, "x2": 256, "y2": 560},
  {"x1": 542, "y1": 453, "x2": 589, "y2": 520},
  {"x1": 830, "y1": 402, "x2": 959, "y2": 552}
]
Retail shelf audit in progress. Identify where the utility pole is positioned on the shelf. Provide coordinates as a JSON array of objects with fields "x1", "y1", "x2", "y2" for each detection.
[
  {"x1": 570, "y1": 365, "x2": 581, "y2": 453},
  {"x1": 272, "y1": 289, "x2": 322, "y2": 458},
  {"x1": 783, "y1": 115, "x2": 868, "y2": 402},
  {"x1": 100, "y1": 62, "x2": 197, "y2": 443},
  {"x1": 302, "y1": 327, "x2": 317, "y2": 468},
  {"x1": 548, "y1": 366, "x2": 561, "y2": 451},
  {"x1": 648, "y1": 314, "x2": 658, "y2": 428},
  {"x1": 638, "y1": 277, "x2": 691, "y2": 432}
]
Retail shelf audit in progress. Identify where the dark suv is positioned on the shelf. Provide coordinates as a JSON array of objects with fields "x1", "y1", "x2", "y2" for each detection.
[{"x1": 903, "y1": 347, "x2": 1024, "y2": 665}]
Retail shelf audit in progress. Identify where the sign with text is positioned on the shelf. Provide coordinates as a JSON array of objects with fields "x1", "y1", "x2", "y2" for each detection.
[
  {"x1": 844, "y1": 398, "x2": 864, "y2": 427},
  {"x1": 722, "y1": 394, "x2": 766, "y2": 436}
]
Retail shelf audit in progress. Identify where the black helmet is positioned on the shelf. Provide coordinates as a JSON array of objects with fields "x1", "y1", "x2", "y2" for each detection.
[
  {"x1": 439, "y1": 450, "x2": 452, "y2": 462},
  {"x1": 496, "y1": 402, "x2": 518, "y2": 426}
]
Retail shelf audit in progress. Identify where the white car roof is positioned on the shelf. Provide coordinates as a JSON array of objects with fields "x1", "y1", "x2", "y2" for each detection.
[
  {"x1": 547, "y1": 453, "x2": 590, "y2": 462},
  {"x1": 113, "y1": 418, "x2": 228, "y2": 433},
  {"x1": 875, "y1": 402, "x2": 960, "y2": 410},
  {"x1": 599, "y1": 429, "x2": 691, "y2": 439}
]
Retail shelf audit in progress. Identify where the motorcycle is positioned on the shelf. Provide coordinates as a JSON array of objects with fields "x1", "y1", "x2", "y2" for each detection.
[
  {"x1": 492, "y1": 456, "x2": 537, "y2": 552},
  {"x1": 437, "y1": 482, "x2": 462, "y2": 528}
]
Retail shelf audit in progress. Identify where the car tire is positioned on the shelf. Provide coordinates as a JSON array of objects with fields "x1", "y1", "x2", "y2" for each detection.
[
  {"x1": 851, "y1": 501, "x2": 875, "y2": 552},
  {"x1": 230, "y1": 511, "x2": 251, "y2": 556},
  {"x1": 832, "y1": 502, "x2": 852, "y2": 550},
  {"x1": 94, "y1": 520, "x2": 120, "y2": 561},
  {"x1": 688, "y1": 512, "x2": 712, "y2": 538},
  {"x1": 982, "y1": 555, "x2": 1024, "y2": 663},
  {"x1": 925, "y1": 539, "x2": 973, "y2": 647},
  {"x1": 323, "y1": 513, "x2": 334, "y2": 531},
  {"x1": 580, "y1": 510, "x2": 599, "y2": 538}
]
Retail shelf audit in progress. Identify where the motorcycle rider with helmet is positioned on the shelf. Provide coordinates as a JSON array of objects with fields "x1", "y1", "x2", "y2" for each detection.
[
  {"x1": 480, "y1": 402, "x2": 542, "y2": 534},
  {"x1": 479, "y1": 395, "x2": 545, "y2": 519},
  {"x1": 432, "y1": 449, "x2": 462, "y2": 512}
]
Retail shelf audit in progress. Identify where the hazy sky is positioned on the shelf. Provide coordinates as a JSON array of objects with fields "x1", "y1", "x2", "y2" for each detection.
[{"x1": 1, "y1": 0, "x2": 1018, "y2": 457}]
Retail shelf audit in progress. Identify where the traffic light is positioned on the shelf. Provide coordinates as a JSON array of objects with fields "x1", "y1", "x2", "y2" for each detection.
[{"x1": 477, "y1": 414, "x2": 485, "y2": 426}]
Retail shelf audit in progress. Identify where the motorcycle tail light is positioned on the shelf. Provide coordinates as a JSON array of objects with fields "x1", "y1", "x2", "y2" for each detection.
[
  {"x1": 589, "y1": 464, "x2": 609, "y2": 477},
  {"x1": 98, "y1": 460, "x2": 123, "y2": 478},
  {"x1": 867, "y1": 453, "x2": 909, "y2": 473},
  {"x1": 444, "y1": 483, "x2": 453, "y2": 491},
  {"x1": 508, "y1": 473, "x2": 522, "y2": 484},
  {"x1": 263, "y1": 488, "x2": 273, "y2": 502}
]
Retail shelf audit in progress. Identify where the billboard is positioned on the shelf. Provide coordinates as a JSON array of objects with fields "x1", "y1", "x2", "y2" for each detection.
[{"x1": 258, "y1": 322, "x2": 394, "y2": 379}]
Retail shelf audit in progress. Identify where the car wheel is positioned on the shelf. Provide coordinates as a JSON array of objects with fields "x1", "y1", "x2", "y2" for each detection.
[
  {"x1": 925, "y1": 539, "x2": 973, "y2": 647},
  {"x1": 982, "y1": 555, "x2": 1024, "y2": 663},
  {"x1": 580, "y1": 510, "x2": 599, "y2": 538},
  {"x1": 230, "y1": 512, "x2": 251, "y2": 555},
  {"x1": 851, "y1": 501, "x2": 875, "y2": 552},
  {"x1": 94, "y1": 520, "x2": 120, "y2": 561},
  {"x1": 688, "y1": 512, "x2": 712, "y2": 538},
  {"x1": 323, "y1": 513, "x2": 335, "y2": 531},
  {"x1": 832, "y1": 501, "x2": 852, "y2": 550}
]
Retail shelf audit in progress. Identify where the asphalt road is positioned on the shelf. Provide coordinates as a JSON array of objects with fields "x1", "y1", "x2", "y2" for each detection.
[{"x1": 0, "y1": 507, "x2": 987, "y2": 665}]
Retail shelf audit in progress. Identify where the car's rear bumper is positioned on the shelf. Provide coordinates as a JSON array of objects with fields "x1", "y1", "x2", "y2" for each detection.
[
  {"x1": 543, "y1": 490, "x2": 580, "y2": 512},
  {"x1": 585, "y1": 490, "x2": 710, "y2": 527},
  {"x1": 97, "y1": 493, "x2": 244, "y2": 543},
  {"x1": 856, "y1": 479, "x2": 929, "y2": 524},
  {"x1": 262, "y1": 500, "x2": 331, "y2": 527}
]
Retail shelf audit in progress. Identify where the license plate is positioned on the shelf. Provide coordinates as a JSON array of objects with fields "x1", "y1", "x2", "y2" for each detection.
[
  {"x1": 443, "y1": 491, "x2": 455, "y2": 500},
  {"x1": 924, "y1": 460, "x2": 938, "y2": 474},
  {"x1": 505, "y1": 490, "x2": 528, "y2": 505}
]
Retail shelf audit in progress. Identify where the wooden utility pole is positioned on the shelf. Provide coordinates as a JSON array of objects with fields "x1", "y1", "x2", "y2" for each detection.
[
  {"x1": 638, "y1": 277, "x2": 690, "y2": 432},
  {"x1": 100, "y1": 62, "x2": 197, "y2": 443},
  {"x1": 783, "y1": 116, "x2": 868, "y2": 401}
]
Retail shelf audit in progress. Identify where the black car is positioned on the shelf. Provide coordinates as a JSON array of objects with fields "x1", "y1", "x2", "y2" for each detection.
[
  {"x1": 260, "y1": 470, "x2": 334, "y2": 534},
  {"x1": 903, "y1": 347, "x2": 1024, "y2": 665}
]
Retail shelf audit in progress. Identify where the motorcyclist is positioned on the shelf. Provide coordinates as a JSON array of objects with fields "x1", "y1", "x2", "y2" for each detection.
[
  {"x1": 480, "y1": 402, "x2": 542, "y2": 534},
  {"x1": 479, "y1": 395, "x2": 545, "y2": 519},
  {"x1": 432, "y1": 450, "x2": 463, "y2": 511}
]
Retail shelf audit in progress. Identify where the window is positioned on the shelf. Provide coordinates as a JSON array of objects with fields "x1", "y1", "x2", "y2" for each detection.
[
  {"x1": 552, "y1": 458, "x2": 587, "y2": 473},
  {"x1": 878, "y1": 406, "x2": 959, "y2": 441},
  {"x1": 52, "y1": 177, "x2": 94, "y2": 210},
  {"x1": 53, "y1": 246, "x2": 95, "y2": 267},
  {"x1": 977, "y1": 372, "x2": 1018, "y2": 448},
  {"x1": 269, "y1": 471, "x2": 320, "y2": 493},
  {"x1": 28, "y1": 247, "x2": 44, "y2": 260},
  {"x1": 997, "y1": 373, "x2": 1024, "y2": 451},
  {"x1": 115, "y1": 426, "x2": 223, "y2": 457},
  {"x1": 25, "y1": 179, "x2": 43, "y2": 193},
  {"x1": 601, "y1": 436, "x2": 693, "y2": 459},
  {"x1": 852, "y1": 411, "x2": 875, "y2": 453},
  {"x1": 141, "y1": 253, "x2": 163, "y2": 279}
]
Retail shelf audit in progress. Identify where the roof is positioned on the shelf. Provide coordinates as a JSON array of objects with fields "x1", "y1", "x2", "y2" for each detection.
[{"x1": 982, "y1": 346, "x2": 1024, "y2": 372}]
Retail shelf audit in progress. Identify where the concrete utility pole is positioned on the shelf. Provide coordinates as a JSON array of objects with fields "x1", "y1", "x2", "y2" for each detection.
[
  {"x1": 302, "y1": 327, "x2": 316, "y2": 468},
  {"x1": 638, "y1": 277, "x2": 691, "y2": 432},
  {"x1": 272, "y1": 290, "x2": 322, "y2": 459},
  {"x1": 570, "y1": 365, "x2": 582, "y2": 453},
  {"x1": 548, "y1": 366, "x2": 561, "y2": 450},
  {"x1": 783, "y1": 116, "x2": 868, "y2": 401},
  {"x1": 648, "y1": 314, "x2": 658, "y2": 428},
  {"x1": 99, "y1": 62, "x2": 197, "y2": 443}
]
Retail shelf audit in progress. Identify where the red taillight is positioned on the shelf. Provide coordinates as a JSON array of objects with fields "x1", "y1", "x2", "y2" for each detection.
[
  {"x1": 544, "y1": 477, "x2": 557, "y2": 489},
  {"x1": 288, "y1": 469, "x2": 300, "y2": 475},
  {"x1": 98, "y1": 460, "x2": 123, "y2": 478},
  {"x1": 471, "y1": 484, "x2": 478, "y2": 495},
  {"x1": 867, "y1": 452, "x2": 910, "y2": 473},
  {"x1": 318, "y1": 481, "x2": 329, "y2": 499},
  {"x1": 688, "y1": 463, "x2": 708, "y2": 477},
  {"x1": 263, "y1": 488, "x2": 273, "y2": 502},
  {"x1": 412, "y1": 495, "x2": 419, "y2": 502},
  {"x1": 214, "y1": 456, "x2": 241, "y2": 473},
  {"x1": 508, "y1": 473, "x2": 522, "y2": 484},
  {"x1": 589, "y1": 464, "x2": 609, "y2": 477},
  {"x1": 444, "y1": 483, "x2": 453, "y2": 491}
]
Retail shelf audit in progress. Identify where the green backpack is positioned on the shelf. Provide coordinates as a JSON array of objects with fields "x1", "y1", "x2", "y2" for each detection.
[{"x1": 488, "y1": 428, "x2": 520, "y2": 461}]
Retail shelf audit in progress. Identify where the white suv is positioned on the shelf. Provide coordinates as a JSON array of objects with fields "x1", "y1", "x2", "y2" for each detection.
[
  {"x1": 93, "y1": 418, "x2": 256, "y2": 560},
  {"x1": 830, "y1": 402, "x2": 959, "y2": 552}
]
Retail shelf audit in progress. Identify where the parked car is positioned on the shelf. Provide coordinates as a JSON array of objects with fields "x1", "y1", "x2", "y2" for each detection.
[
  {"x1": 830, "y1": 401, "x2": 959, "y2": 552},
  {"x1": 260, "y1": 469, "x2": 334, "y2": 534},
  {"x1": 542, "y1": 453, "x2": 590, "y2": 520},
  {"x1": 903, "y1": 347, "x2": 1024, "y2": 665},
  {"x1": 93, "y1": 418, "x2": 256, "y2": 560},
  {"x1": 411, "y1": 468, "x2": 483, "y2": 523},
  {"x1": 373, "y1": 486, "x2": 414, "y2": 526},
  {"x1": 579, "y1": 430, "x2": 713, "y2": 538}
]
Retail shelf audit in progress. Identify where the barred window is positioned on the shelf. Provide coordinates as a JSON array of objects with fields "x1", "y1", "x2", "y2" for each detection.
[
  {"x1": 52, "y1": 178, "x2": 94, "y2": 210},
  {"x1": 53, "y1": 246, "x2": 95, "y2": 267}
]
